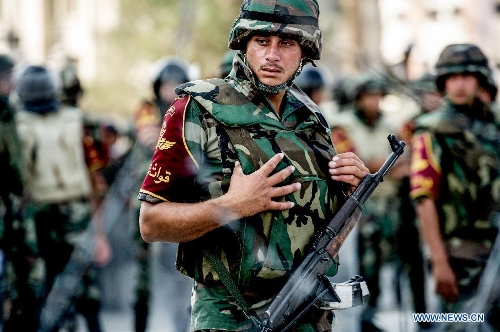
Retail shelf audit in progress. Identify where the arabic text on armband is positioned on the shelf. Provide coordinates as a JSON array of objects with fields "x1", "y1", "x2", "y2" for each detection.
[{"x1": 147, "y1": 163, "x2": 172, "y2": 184}]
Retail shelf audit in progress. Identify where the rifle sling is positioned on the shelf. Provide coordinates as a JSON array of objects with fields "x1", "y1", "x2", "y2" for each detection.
[{"x1": 203, "y1": 249, "x2": 262, "y2": 328}]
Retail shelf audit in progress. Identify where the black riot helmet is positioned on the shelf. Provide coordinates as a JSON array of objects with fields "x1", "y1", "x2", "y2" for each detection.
[
  {"x1": 152, "y1": 58, "x2": 190, "y2": 99},
  {"x1": 294, "y1": 65, "x2": 326, "y2": 97}
]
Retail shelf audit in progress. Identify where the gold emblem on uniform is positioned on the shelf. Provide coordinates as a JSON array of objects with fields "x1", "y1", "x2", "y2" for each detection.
[{"x1": 156, "y1": 138, "x2": 176, "y2": 150}]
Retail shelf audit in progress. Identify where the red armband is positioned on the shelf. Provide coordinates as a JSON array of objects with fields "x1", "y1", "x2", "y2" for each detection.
[
  {"x1": 139, "y1": 96, "x2": 199, "y2": 201},
  {"x1": 409, "y1": 133, "x2": 441, "y2": 200}
]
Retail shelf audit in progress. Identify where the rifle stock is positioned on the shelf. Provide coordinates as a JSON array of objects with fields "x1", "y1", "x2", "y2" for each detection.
[{"x1": 260, "y1": 134, "x2": 405, "y2": 332}]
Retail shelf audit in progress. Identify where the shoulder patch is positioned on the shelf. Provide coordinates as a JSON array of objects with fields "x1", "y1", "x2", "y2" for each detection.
[{"x1": 139, "y1": 95, "x2": 198, "y2": 201}]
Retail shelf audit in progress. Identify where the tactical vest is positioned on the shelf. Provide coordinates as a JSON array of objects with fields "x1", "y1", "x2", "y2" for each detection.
[
  {"x1": 328, "y1": 108, "x2": 398, "y2": 198},
  {"x1": 415, "y1": 103, "x2": 500, "y2": 254},
  {"x1": 175, "y1": 79, "x2": 345, "y2": 297},
  {"x1": 16, "y1": 106, "x2": 92, "y2": 203}
]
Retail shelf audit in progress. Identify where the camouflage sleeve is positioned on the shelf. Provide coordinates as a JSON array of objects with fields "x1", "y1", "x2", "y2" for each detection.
[
  {"x1": 409, "y1": 132, "x2": 442, "y2": 201},
  {"x1": 138, "y1": 95, "x2": 202, "y2": 202}
]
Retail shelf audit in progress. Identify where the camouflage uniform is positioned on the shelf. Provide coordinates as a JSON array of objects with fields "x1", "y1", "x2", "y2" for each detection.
[
  {"x1": 329, "y1": 73, "x2": 403, "y2": 331},
  {"x1": 410, "y1": 44, "x2": 500, "y2": 331},
  {"x1": 394, "y1": 73, "x2": 442, "y2": 322},
  {"x1": 15, "y1": 65, "x2": 104, "y2": 332},
  {"x1": 137, "y1": 1, "x2": 348, "y2": 331},
  {"x1": 139, "y1": 55, "x2": 343, "y2": 332},
  {"x1": 0, "y1": 55, "x2": 42, "y2": 332}
]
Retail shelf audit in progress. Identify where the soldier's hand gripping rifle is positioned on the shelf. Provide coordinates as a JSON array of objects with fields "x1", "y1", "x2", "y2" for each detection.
[{"x1": 259, "y1": 134, "x2": 406, "y2": 332}]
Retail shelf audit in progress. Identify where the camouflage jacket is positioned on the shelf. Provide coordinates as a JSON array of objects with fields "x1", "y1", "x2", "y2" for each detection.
[
  {"x1": 410, "y1": 98, "x2": 500, "y2": 262},
  {"x1": 0, "y1": 96, "x2": 23, "y2": 242},
  {"x1": 0, "y1": 96, "x2": 38, "y2": 256},
  {"x1": 139, "y1": 54, "x2": 346, "y2": 303},
  {"x1": 0, "y1": 96, "x2": 23, "y2": 199}
]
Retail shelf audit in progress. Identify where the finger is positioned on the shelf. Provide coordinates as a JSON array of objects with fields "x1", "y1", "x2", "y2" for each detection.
[
  {"x1": 335, "y1": 152, "x2": 364, "y2": 164},
  {"x1": 266, "y1": 199, "x2": 295, "y2": 211},
  {"x1": 330, "y1": 165, "x2": 367, "y2": 180},
  {"x1": 258, "y1": 153, "x2": 285, "y2": 176},
  {"x1": 267, "y1": 165, "x2": 295, "y2": 186},
  {"x1": 330, "y1": 155, "x2": 368, "y2": 173},
  {"x1": 231, "y1": 161, "x2": 244, "y2": 178},
  {"x1": 330, "y1": 174, "x2": 360, "y2": 187},
  {"x1": 270, "y1": 182, "x2": 301, "y2": 197}
]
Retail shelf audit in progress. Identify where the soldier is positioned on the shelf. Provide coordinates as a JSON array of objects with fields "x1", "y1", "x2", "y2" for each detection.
[
  {"x1": 0, "y1": 55, "x2": 42, "y2": 332},
  {"x1": 332, "y1": 75, "x2": 357, "y2": 113},
  {"x1": 394, "y1": 73, "x2": 444, "y2": 330},
  {"x1": 137, "y1": 0, "x2": 369, "y2": 331},
  {"x1": 15, "y1": 65, "x2": 109, "y2": 332},
  {"x1": 329, "y1": 72, "x2": 407, "y2": 332},
  {"x1": 294, "y1": 65, "x2": 327, "y2": 105},
  {"x1": 132, "y1": 56, "x2": 192, "y2": 332},
  {"x1": 409, "y1": 43, "x2": 500, "y2": 331}
]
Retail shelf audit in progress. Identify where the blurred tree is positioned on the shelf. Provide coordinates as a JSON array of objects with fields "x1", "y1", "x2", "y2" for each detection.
[{"x1": 81, "y1": 0, "x2": 240, "y2": 119}]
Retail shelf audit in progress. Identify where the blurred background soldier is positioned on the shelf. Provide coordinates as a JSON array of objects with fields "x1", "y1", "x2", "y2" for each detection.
[
  {"x1": 294, "y1": 65, "x2": 327, "y2": 106},
  {"x1": 132, "y1": 56, "x2": 192, "y2": 332},
  {"x1": 14, "y1": 65, "x2": 109, "y2": 332},
  {"x1": 410, "y1": 43, "x2": 500, "y2": 331},
  {"x1": 59, "y1": 56, "x2": 125, "y2": 207},
  {"x1": 219, "y1": 49, "x2": 238, "y2": 79},
  {"x1": 330, "y1": 72, "x2": 406, "y2": 332},
  {"x1": 477, "y1": 71, "x2": 500, "y2": 120},
  {"x1": 326, "y1": 75, "x2": 358, "y2": 155},
  {"x1": 395, "y1": 72, "x2": 444, "y2": 331},
  {"x1": 60, "y1": 57, "x2": 84, "y2": 108},
  {"x1": 0, "y1": 55, "x2": 41, "y2": 332},
  {"x1": 332, "y1": 75, "x2": 357, "y2": 113}
]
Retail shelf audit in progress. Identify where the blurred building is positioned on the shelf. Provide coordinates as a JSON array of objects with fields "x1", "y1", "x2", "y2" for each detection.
[
  {"x1": 378, "y1": 0, "x2": 500, "y2": 81},
  {"x1": 0, "y1": 0, "x2": 498, "y2": 120},
  {"x1": 0, "y1": 0, "x2": 118, "y2": 80},
  {"x1": 318, "y1": 0, "x2": 500, "y2": 87}
]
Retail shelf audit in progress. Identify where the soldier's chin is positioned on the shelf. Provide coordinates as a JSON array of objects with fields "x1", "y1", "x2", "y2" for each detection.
[{"x1": 260, "y1": 76, "x2": 286, "y2": 86}]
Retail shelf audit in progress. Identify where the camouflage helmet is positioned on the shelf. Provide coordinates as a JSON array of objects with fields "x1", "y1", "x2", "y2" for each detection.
[
  {"x1": 435, "y1": 43, "x2": 490, "y2": 92},
  {"x1": 411, "y1": 73, "x2": 438, "y2": 96},
  {"x1": 332, "y1": 75, "x2": 357, "y2": 107},
  {"x1": 228, "y1": 0, "x2": 322, "y2": 61},
  {"x1": 353, "y1": 73, "x2": 388, "y2": 100}
]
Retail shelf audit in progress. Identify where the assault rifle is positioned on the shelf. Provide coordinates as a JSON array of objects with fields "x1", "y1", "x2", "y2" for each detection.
[{"x1": 259, "y1": 134, "x2": 406, "y2": 332}]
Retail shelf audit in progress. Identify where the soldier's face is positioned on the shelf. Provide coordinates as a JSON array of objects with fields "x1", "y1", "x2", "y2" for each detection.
[
  {"x1": 245, "y1": 35, "x2": 303, "y2": 87},
  {"x1": 159, "y1": 81, "x2": 179, "y2": 104},
  {"x1": 444, "y1": 74, "x2": 479, "y2": 106}
]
